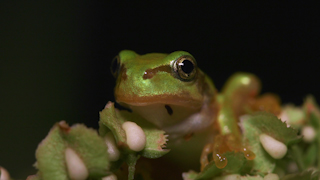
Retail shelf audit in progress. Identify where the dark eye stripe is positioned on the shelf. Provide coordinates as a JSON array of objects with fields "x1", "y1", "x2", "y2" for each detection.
[{"x1": 143, "y1": 65, "x2": 171, "y2": 79}]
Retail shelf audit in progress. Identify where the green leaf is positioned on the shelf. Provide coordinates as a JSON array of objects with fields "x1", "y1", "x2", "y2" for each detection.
[
  {"x1": 288, "y1": 145, "x2": 306, "y2": 171},
  {"x1": 303, "y1": 143, "x2": 317, "y2": 168},
  {"x1": 99, "y1": 101, "x2": 126, "y2": 145},
  {"x1": 240, "y1": 112, "x2": 301, "y2": 174},
  {"x1": 117, "y1": 110, "x2": 170, "y2": 158},
  {"x1": 240, "y1": 115, "x2": 275, "y2": 174},
  {"x1": 36, "y1": 122, "x2": 69, "y2": 180},
  {"x1": 242, "y1": 112, "x2": 300, "y2": 145},
  {"x1": 35, "y1": 121, "x2": 110, "y2": 180},
  {"x1": 61, "y1": 124, "x2": 110, "y2": 178},
  {"x1": 99, "y1": 102, "x2": 170, "y2": 158},
  {"x1": 98, "y1": 102, "x2": 170, "y2": 179}
]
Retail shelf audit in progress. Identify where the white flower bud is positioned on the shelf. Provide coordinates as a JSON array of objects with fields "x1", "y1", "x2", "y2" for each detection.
[
  {"x1": 122, "y1": 121, "x2": 146, "y2": 151},
  {"x1": 0, "y1": 166, "x2": 10, "y2": 180},
  {"x1": 259, "y1": 133, "x2": 287, "y2": 159},
  {"x1": 105, "y1": 132, "x2": 120, "y2": 161},
  {"x1": 301, "y1": 126, "x2": 316, "y2": 143},
  {"x1": 65, "y1": 147, "x2": 89, "y2": 180}
]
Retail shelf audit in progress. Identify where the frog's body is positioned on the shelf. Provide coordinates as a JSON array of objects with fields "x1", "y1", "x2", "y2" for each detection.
[{"x1": 111, "y1": 50, "x2": 267, "y2": 171}]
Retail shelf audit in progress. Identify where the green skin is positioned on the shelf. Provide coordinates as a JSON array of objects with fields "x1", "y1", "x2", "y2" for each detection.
[
  {"x1": 114, "y1": 50, "x2": 210, "y2": 109},
  {"x1": 113, "y1": 50, "x2": 260, "y2": 139}
]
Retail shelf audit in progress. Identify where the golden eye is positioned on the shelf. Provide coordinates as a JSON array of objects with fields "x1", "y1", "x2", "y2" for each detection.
[
  {"x1": 110, "y1": 55, "x2": 120, "y2": 78},
  {"x1": 173, "y1": 55, "x2": 197, "y2": 81}
]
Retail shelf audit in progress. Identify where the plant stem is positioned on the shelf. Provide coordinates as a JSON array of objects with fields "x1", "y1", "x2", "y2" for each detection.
[{"x1": 127, "y1": 153, "x2": 139, "y2": 180}]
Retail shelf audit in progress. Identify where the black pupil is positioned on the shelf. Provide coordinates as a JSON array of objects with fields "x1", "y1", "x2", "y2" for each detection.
[{"x1": 180, "y1": 59, "x2": 194, "y2": 74}]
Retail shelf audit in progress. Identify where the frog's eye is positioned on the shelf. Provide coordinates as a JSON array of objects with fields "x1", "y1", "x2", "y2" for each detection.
[
  {"x1": 111, "y1": 55, "x2": 120, "y2": 78},
  {"x1": 173, "y1": 55, "x2": 197, "y2": 81}
]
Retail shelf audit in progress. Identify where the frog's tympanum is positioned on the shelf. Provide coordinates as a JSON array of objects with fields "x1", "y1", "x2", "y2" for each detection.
[{"x1": 110, "y1": 50, "x2": 280, "y2": 174}]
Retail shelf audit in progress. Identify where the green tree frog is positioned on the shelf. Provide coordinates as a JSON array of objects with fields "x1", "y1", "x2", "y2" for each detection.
[{"x1": 110, "y1": 50, "x2": 279, "y2": 171}]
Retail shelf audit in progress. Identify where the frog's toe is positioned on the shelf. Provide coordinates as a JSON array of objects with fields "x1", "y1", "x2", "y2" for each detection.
[{"x1": 200, "y1": 134, "x2": 255, "y2": 171}]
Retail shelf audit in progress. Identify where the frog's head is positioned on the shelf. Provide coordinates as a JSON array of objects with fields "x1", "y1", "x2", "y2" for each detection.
[{"x1": 111, "y1": 50, "x2": 215, "y2": 128}]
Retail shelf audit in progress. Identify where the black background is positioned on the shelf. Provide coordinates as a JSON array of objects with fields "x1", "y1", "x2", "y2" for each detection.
[{"x1": 1, "y1": 1, "x2": 319, "y2": 178}]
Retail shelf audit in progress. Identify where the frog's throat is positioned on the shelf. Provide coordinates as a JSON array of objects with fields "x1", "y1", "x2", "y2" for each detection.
[
  {"x1": 118, "y1": 92, "x2": 217, "y2": 137},
  {"x1": 163, "y1": 95, "x2": 218, "y2": 138},
  {"x1": 128, "y1": 103, "x2": 201, "y2": 128}
]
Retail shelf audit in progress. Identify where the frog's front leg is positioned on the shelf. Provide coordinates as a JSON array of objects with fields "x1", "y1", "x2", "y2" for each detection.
[
  {"x1": 201, "y1": 73, "x2": 260, "y2": 170},
  {"x1": 218, "y1": 72, "x2": 261, "y2": 136}
]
